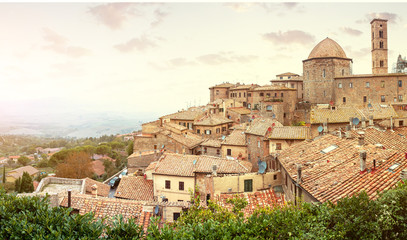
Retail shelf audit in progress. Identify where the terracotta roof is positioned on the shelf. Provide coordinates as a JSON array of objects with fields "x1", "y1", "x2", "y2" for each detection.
[
  {"x1": 161, "y1": 109, "x2": 205, "y2": 121},
  {"x1": 278, "y1": 134, "x2": 400, "y2": 203},
  {"x1": 91, "y1": 160, "x2": 105, "y2": 176},
  {"x1": 228, "y1": 107, "x2": 251, "y2": 115},
  {"x1": 83, "y1": 178, "x2": 110, "y2": 197},
  {"x1": 145, "y1": 161, "x2": 158, "y2": 171},
  {"x1": 269, "y1": 126, "x2": 310, "y2": 140},
  {"x1": 115, "y1": 176, "x2": 154, "y2": 201},
  {"x1": 167, "y1": 132, "x2": 204, "y2": 149},
  {"x1": 222, "y1": 130, "x2": 246, "y2": 146},
  {"x1": 60, "y1": 194, "x2": 144, "y2": 222},
  {"x1": 200, "y1": 139, "x2": 222, "y2": 148},
  {"x1": 7, "y1": 166, "x2": 39, "y2": 179},
  {"x1": 128, "y1": 152, "x2": 161, "y2": 170},
  {"x1": 276, "y1": 72, "x2": 299, "y2": 77},
  {"x1": 308, "y1": 37, "x2": 348, "y2": 59},
  {"x1": 210, "y1": 83, "x2": 235, "y2": 89},
  {"x1": 252, "y1": 85, "x2": 296, "y2": 91},
  {"x1": 310, "y1": 107, "x2": 362, "y2": 124},
  {"x1": 151, "y1": 153, "x2": 252, "y2": 177},
  {"x1": 194, "y1": 115, "x2": 233, "y2": 126},
  {"x1": 163, "y1": 122, "x2": 187, "y2": 131},
  {"x1": 216, "y1": 189, "x2": 285, "y2": 217},
  {"x1": 350, "y1": 128, "x2": 407, "y2": 152},
  {"x1": 359, "y1": 104, "x2": 398, "y2": 120},
  {"x1": 229, "y1": 84, "x2": 258, "y2": 90},
  {"x1": 245, "y1": 118, "x2": 283, "y2": 136}
]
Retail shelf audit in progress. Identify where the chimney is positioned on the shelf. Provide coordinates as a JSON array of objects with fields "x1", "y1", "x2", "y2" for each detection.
[
  {"x1": 323, "y1": 121, "x2": 328, "y2": 133},
  {"x1": 369, "y1": 115, "x2": 374, "y2": 126},
  {"x1": 91, "y1": 184, "x2": 98, "y2": 198},
  {"x1": 349, "y1": 117, "x2": 353, "y2": 127},
  {"x1": 361, "y1": 117, "x2": 366, "y2": 129},
  {"x1": 345, "y1": 125, "x2": 351, "y2": 139},
  {"x1": 67, "y1": 189, "x2": 72, "y2": 208},
  {"x1": 390, "y1": 116, "x2": 393, "y2": 130},
  {"x1": 297, "y1": 165, "x2": 302, "y2": 183},
  {"x1": 212, "y1": 164, "x2": 218, "y2": 176},
  {"x1": 360, "y1": 150, "x2": 367, "y2": 172},
  {"x1": 400, "y1": 169, "x2": 407, "y2": 180},
  {"x1": 357, "y1": 131, "x2": 365, "y2": 146}
]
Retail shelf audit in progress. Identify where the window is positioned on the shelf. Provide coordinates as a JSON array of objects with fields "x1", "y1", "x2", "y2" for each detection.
[
  {"x1": 216, "y1": 128, "x2": 220, "y2": 134},
  {"x1": 366, "y1": 82, "x2": 370, "y2": 88},
  {"x1": 274, "y1": 93, "x2": 277, "y2": 97},
  {"x1": 197, "y1": 129, "x2": 200, "y2": 134},
  {"x1": 230, "y1": 94, "x2": 233, "y2": 98},
  {"x1": 323, "y1": 69, "x2": 326, "y2": 78},
  {"x1": 216, "y1": 149, "x2": 220, "y2": 155},
  {"x1": 165, "y1": 180, "x2": 171, "y2": 189},
  {"x1": 321, "y1": 145, "x2": 338, "y2": 154},
  {"x1": 399, "y1": 80, "x2": 402, "y2": 87},
  {"x1": 179, "y1": 181, "x2": 184, "y2": 191},
  {"x1": 248, "y1": 93, "x2": 251, "y2": 97},
  {"x1": 266, "y1": 105, "x2": 272, "y2": 111},
  {"x1": 205, "y1": 130, "x2": 211, "y2": 135},
  {"x1": 281, "y1": 93, "x2": 284, "y2": 97},
  {"x1": 381, "y1": 81, "x2": 385, "y2": 88},
  {"x1": 215, "y1": 90, "x2": 219, "y2": 95},
  {"x1": 266, "y1": 93, "x2": 270, "y2": 97},
  {"x1": 399, "y1": 95, "x2": 403, "y2": 102},
  {"x1": 260, "y1": 93, "x2": 264, "y2": 97},
  {"x1": 379, "y1": 30, "x2": 383, "y2": 38},
  {"x1": 244, "y1": 92, "x2": 246, "y2": 97},
  {"x1": 204, "y1": 147, "x2": 207, "y2": 154},
  {"x1": 343, "y1": 97, "x2": 346, "y2": 103},
  {"x1": 288, "y1": 76, "x2": 291, "y2": 79},
  {"x1": 239, "y1": 92, "x2": 241, "y2": 97},
  {"x1": 227, "y1": 149, "x2": 232, "y2": 156},
  {"x1": 154, "y1": 145, "x2": 157, "y2": 150},
  {"x1": 363, "y1": 96, "x2": 367, "y2": 103},
  {"x1": 222, "y1": 126, "x2": 226, "y2": 132},
  {"x1": 349, "y1": 82, "x2": 353, "y2": 88},
  {"x1": 342, "y1": 69, "x2": 345, "y2": 76},
  {"x1": 323, "y1": 90, "x2": 326, "y2": 97},
  {"x1": 381, "y1": 95, "x2": 386, "y2": 102},
  {"x1": 338, "y1": 83, "x2": 342, "y2": 88},
  {"x1": 257, "y1": 140, "x2": 261, "y2": 148},
  {"x1": 380, "y1": 60, "x2": 384, "y2": 67},
  {"x1": 273, "y1": 174, "x2": 277, "y2": 180},
  {"x1": 284, "y1": 113, "x2": 287, "y2": 118},
  {"x1": 244, "y1": 179, "x2": 253, "y2": 192},
  {"x1": 291, "y1": 83, "x2": 294, "y2": 88},
  {"x1": 280, "y1": 76, "x2": 283, "y2": 79},
  {"x1": 380, "y1": 41, "x2": 384, "y2": 49},
  {"x1": 248, "y1": 154, "x2": 251, "y2": 160},
  {"x1": 173, "y1": 213, "x2": 181, "y2": 221},
  {"x1": 276, "y1": 143, "x2": 282, "y2": 150}
]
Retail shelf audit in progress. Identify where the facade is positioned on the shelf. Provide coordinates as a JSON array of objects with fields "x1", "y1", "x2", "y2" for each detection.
[
  {"x1": 371, "y1": 19, "x2": 388, "y2": 74},
  {"x1": 209, "y1": 83, "x2": 235, "y2": 102},
  {"x1": 221, "y1": 130, "x2": 248, "y2": 160},
  {"x1": 229, "y1": 84, "x2": 259, "y2": 107},
  {"x1": 194, "y1": 115, "x2": 233, "y2": 138},
  {"x1": 268, "y1": 126, "x2": 310, "y2": 155},
  {"x1": 199, "y1": 139, "x2": 222, "y2": 157},
  {"x1": 270, "y1": 73, "x2": 304, "y2": 100}
]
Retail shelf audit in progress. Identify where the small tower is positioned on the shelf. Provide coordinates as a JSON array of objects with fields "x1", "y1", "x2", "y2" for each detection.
[{"x1": 371, "y1": 19, "x2": 388, "y2": 74}]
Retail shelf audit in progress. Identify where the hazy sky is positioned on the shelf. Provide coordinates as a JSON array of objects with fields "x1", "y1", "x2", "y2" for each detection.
[{"x1": 1, "y1": 2, "x2": 407, "y2": 121}]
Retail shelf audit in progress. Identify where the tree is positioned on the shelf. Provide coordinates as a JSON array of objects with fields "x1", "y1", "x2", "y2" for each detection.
[
  {"x1": 126, "y1": 140, "x2": 134, "y2": 156},
  {"x1": 2, "y1": 166, "x2": 5, "y2": 184},
  {"x1": 14, "y1": 177, "x2": 21, "y2": 193},
  {"x1": 17, "y1": 156, "x2": 30, "y2": 166},
  {"x1": 20, "y1": 172, "x2": 34, "y2": 193},
  {"x1": 56, "y1": 151, "x2": 93, "y2": 179},
  {"x1": 96, "y1": 145, "x2": 112, "y2": 155}
]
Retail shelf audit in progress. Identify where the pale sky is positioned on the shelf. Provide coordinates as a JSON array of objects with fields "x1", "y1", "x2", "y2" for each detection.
[{"x1": 1, "y1": 2, "x2": 407, "y2": 121}]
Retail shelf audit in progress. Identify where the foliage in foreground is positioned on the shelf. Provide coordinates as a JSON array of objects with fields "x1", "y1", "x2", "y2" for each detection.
[{"x1": 1, "y1": 182, "x2": 407, "y2": 239}]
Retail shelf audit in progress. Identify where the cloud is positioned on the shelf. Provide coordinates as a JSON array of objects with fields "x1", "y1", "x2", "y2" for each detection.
[
  {"x1": 344, "y1": 46, "x2": 370, "y2": 59},
  {"x1": 114, "y1": 36, "x2": 157, "y2": 52},
  {"x1": 89, "y1": 3, "x2": 139, "y2": 30},
  {"x1": 341, "y1": 27, "x2": 363, "y2": 36},
  {"x1": 282, "y1": 2, "x2": 299, "y2": 9},
  {"x1": 168, "y1": 58, "x2": 196, "y2": 67},
  {"x1": 357, "y1": 12, "x2": 400, "y2": 24},
  {"x1": 151, "y1": 9, "x2": 169, "y2": 27},
  {"x1": 197, "y1": 52, "x2": 258, "y2": 65},
  {"x1": 48, "y1": 61, "x2": 84, "y2": 78},
  {"x1": 262, "y1": 30, "x2": 315, "y2": 45},
  {"x1": 42, "y1": 28, "x2": 91, "y2": 58},
  {"x1": 223, "y1": 3, "x2": 255, "y2": 12}
]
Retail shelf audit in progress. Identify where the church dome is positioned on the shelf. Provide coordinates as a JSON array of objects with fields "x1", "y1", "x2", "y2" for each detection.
[{"x1": 308, "y1": 38, "x2": 348, "y2": 59}]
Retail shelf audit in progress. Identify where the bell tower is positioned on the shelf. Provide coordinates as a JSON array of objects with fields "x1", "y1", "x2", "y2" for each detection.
[{"x1": 371, "y1": 19, "x2": 388, "y2": 74}]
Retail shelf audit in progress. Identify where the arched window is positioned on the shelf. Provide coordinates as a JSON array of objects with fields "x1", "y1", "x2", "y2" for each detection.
[
  {"x1": 380, "y1": 41, "x2": 384, "y2": 48},
  {"x1": 379, "y1": 30, "x2": 383, "y2": 38},
  {"x1": 342, "y1": 69, "x2": 345, "y2": 76}
]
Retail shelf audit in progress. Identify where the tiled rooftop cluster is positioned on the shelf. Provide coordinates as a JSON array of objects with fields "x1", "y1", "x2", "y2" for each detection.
[
  {"x1": 269, "y1": 126, "x2": 310, "y2": 140},
  {"x1": 222, "y1": 129, "x2": 246, "y2": 146},
  {"x1": 115, "y1": 176, "x2": 154, "y2": 201},
  {"x1": 151, "y1": 153, "x2": 252, "y2": 176},
  {"x1": 215, "y1": 189, "x2": 285, "y2": 217},
  {"x1": 245, "y1": 118, "x2": 283, "y2": 136},
  {"x1": 278, "y1": 133, "x2": 404, "y2": 203}
]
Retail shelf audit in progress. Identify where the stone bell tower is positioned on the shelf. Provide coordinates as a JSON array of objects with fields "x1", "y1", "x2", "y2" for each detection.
[{"x1": 371, "y1": 19, "x2": 388, "y2": 74}]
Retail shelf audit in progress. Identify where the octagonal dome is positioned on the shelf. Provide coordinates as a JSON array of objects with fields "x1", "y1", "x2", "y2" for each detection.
[{"x1": 308, "y1": 37, "x2": 347, "y2": 59}]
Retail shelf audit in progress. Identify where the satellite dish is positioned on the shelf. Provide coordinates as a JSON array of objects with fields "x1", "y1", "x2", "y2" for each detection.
[
  {"x1": 154, "y1": 205, "x2": 159, "y2": 215},
  {"x1": 272, "y1": 114, "x2": 276, "y2": 119},
  {"x1": 258, "y1": 161, "x2": 267, "y2": 174},
  {"x1": 193, "y1": 159, "x2": 197, "y2": 165},
  {"x1": 368, "y1": 103, "x2": 372, "y2": 108},
  {"x1": 353, "y1": 117, "x2": 360, "y2": 125},
  {"x1": 221, "y1": 135, "x2": 226, "y2": 140},
  {"x1": 317, "y1": 126, "x2": 323, "y2": 132}
]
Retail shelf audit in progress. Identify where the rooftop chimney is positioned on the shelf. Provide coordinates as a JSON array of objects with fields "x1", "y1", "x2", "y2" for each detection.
[
  {"x1": 297, "y1": 165, "x2": 302, "y2": 183},
  {"x1": 212, "y1": 164, "x2": 218, "y2": 177},
  {"x1": 369, "y1": 115, "x2": 374, "y2": 126},
  {"x1": 357, "y1": 131, "x2": 365, "y2": 146},
  {"x1": 360, "y1": 150, "x2": 367, "y2": 172},
  {"x1": 400, "y1": 169, "x2": 407, "y2": 180},
  {"x1": 361, "y1": 117, "x2": 366, "y2": 129},
  {"x1": 91, "y1": 184, "x2": 98, "y2": 198},
  {"x1": 67, "y1": 189, "x2": 72, "y2": 208}
]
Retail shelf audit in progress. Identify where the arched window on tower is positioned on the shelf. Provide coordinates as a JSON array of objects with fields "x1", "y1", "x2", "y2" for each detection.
[
  {"x1": 379, "y1": 30, "x2": 383, "y2": 38},
  {"x1": 342, "y1": 69, "x2": 345, "y2": 76},
  {"x1": 380, "y1": 41, "x2": 384, "y2": 49}
]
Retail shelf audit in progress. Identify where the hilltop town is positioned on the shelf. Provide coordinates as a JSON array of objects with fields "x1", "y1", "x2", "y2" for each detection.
[{"x1": 2, "y1": 18, "x2": 407, "y2": 237}]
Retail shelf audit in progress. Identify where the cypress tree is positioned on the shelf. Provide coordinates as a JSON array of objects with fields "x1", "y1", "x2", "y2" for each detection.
[{"x1": 2, "y1": 166, "x2": 5, "y2": 183}]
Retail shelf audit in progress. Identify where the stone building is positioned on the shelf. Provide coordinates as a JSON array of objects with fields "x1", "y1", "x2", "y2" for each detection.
[
  {"x1": 194, "y1": 115, "x2": 233, "y2": 138},
  {"x1": 209, "y1": 83, "x2": 235, "y2": 102},
  {"x1": 270, "y1": 72, "x2": 304, "y2": 100},
  {"x1": 221, "y1": 129, "x2": 248, "y2": 160},
  {"x1": 229, "y1": 84, "x2": 259, "y2": 107}
]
